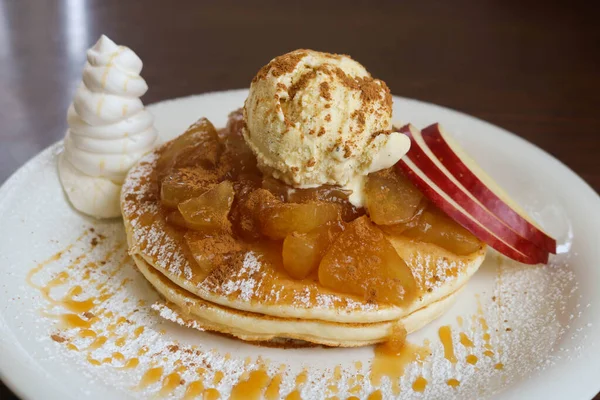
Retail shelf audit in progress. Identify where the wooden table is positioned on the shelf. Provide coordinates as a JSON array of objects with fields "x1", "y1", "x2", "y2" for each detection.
[{"x1": 1, "y1": 1, "x2": 598, "y2": 399}]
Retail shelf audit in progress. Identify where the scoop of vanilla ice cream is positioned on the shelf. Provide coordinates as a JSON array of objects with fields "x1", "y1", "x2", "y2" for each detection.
[{"x1": 243, "y1": 49, "x2": 410, "y2": 199}]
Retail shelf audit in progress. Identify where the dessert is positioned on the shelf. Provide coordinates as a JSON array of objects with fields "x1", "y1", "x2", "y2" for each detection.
[
  {"x1": 121, "y1": 49, "x2": 554, "y2": 347},
  {"x1": 59, "y1": 35, "x2": 158, "y2": 219},
  {"x1": 122, "y1": 112, "x2": 486, "y2": 346}
]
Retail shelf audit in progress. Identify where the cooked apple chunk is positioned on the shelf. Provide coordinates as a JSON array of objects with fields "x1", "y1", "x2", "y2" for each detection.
[
  {"x1": 402, "y1": 207, "x2": 482, "y2": 255},
  {"x1": 178, "y1": 181, "x2": 234, "y2": 232},
  {"x1": 160, "y1": 167, "x2": 218, "y2": 208},
  {"x1": 260, "y1": 201, "x2": 342, "y2": 240},
  {"x1": 318, "y1": 216, "x2": 417, "y2": 306},
  {"x1": 262, "y1": 177, "x2": 362, "y2": 221},
  {"x1": 365, "y1": 168, "x2": 423, "y2": 225},
  {"x1": 164, "y1": 209, "x2": 188, "y2": 229},
  {"x1": 157, "y1": 118, "x2": 221, "y2": 176},
  {"x1": 282, "y1": 222, "x2": 344, "y2": 280},
  {"x1": 185, "y1": 231, "x2": 241, "y2": 277}
]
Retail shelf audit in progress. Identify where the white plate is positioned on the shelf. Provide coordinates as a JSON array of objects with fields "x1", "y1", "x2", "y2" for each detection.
[{"x1": 1, "y1": 90, "x2": 599, "y2": 400}]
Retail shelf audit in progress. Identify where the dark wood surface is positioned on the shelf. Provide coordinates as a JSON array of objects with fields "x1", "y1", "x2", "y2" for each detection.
[{"x1": 0, "y1": 1, "x2": 598, "y2": 399}]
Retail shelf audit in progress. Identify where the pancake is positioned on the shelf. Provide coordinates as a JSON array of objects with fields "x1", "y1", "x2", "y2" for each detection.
[
  {"x1": 122, "y1": 150, "x2": 485, "y2": 315},
  {"x1": 133, "y1": 254, "x2": 466, "y2": 347},
  {"x1": 121, "y1": 134, "x2": 486, "y2": 346}
]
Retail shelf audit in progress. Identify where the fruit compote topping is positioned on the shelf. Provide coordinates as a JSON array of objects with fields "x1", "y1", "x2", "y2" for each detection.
[{"x1": 155, "y1": 110, "x2": 480, "y2": 306}]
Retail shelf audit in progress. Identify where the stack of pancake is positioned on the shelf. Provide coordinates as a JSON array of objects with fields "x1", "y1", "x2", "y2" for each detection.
[{"x1": 121, "y1": 147, "x2": 486, "y2": 347}]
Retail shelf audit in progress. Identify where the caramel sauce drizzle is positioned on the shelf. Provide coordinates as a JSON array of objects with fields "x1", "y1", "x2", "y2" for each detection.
[
  {"x1": 370, "y1": 340, "x2": 431, "y2": 395},
  {"x1": 138, "y1": 366, "x2": 163, "y2": 389},
  {"x1": 325, "y1": 365, "x2": 343, "y2": 395},
  {"x1": 158, "y1": 372, "x2": 182, "y2": 396},
  {"x1": 438, "y1": 325, "x2": 457, "y2": 364},
  {"x1": 264, "y1": 365, "x2": 286, "y2": 400},
  {"x1": 203, "y1": 388, "x2": 220, "y2": 400},
  {"x1": 412, "y1": 375, "x2": 428, "y2": 392},
  {"x1": 367, "y1": 390, "x2": 383, "y2": 400},
  {"x1": 466, "y1": 354, "x2": 479, "y2": 365},
  {"x1": 447, "y1": 378, "x2": 460, "y2": 388},
  {"x1": 183, "y1": 380, "x2": 204, "y2": 400},
  {"x1": 27, "y1": 228, "x2": 508, "y2": 398},
  {"x1": 460, "y1": 332, "x2": 474, "y2": 347},
  {"x1": 476, "y1": 294, "x2": 495, "y2": 358},
  {"x1": 212, "y1": 370, "x2": 224, "y2": 385},
  {"x1": 230, "y1": 367, "x2": 270, "y2": 400},
  {"x1": 283, "y1": 369, "x2": 309, "y2": 399}
]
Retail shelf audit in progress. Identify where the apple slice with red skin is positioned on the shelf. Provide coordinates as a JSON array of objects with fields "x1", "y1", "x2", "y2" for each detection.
[
  {"x1": 398, "y1": 124, "x2": 548, "y2": 264},
  {"x1": 397, "y1": 156, "x2": 547, "y2": 264},
  {"x1": 420, "y1": 123, "x2": 556, "y2": 254}
]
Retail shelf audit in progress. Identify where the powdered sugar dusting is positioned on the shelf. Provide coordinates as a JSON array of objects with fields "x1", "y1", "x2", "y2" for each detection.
[
  {"x1": 408, "y1": 248, "x2": 471, "y2": 293},
  {"x1": 153, "y1": 302, "x2": 206, "y2": 332},
  {"x1": 23, "y1": 223, "x2": 587, "y2": 399},
  {"x1": 220, "y1": 251, "x2": 263, "y2": 301}
]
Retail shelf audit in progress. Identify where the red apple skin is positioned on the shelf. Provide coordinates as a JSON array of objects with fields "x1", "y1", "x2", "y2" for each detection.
[
  {"x1": 398, "y1": 124, "x2": 548, "y2": 264},
  {"x1": 421, "y1": 123, "x2": 556, "y2": 254},
  {"x1": 397, "y1": 158, "x2": 548, "y2": 265}
]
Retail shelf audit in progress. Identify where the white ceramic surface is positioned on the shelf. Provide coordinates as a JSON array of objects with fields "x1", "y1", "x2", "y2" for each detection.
[{"x1": 0, "y1": 90, "x2": 599, "y2": 400}]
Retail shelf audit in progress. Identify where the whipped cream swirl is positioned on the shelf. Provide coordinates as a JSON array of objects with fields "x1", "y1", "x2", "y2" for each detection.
[{"x1": 63, "y1": 35, "x2": 158, "y2": 182}]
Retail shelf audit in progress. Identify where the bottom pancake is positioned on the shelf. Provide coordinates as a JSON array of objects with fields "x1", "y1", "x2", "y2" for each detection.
[{"x1": 133, "y1": 254, "x2": 464, "y2": 347}]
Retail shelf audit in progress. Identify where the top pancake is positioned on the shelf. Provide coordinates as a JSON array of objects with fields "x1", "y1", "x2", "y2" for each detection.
[{"x1": 122, "y1": 141, "x2": 486, "y2": 324}]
